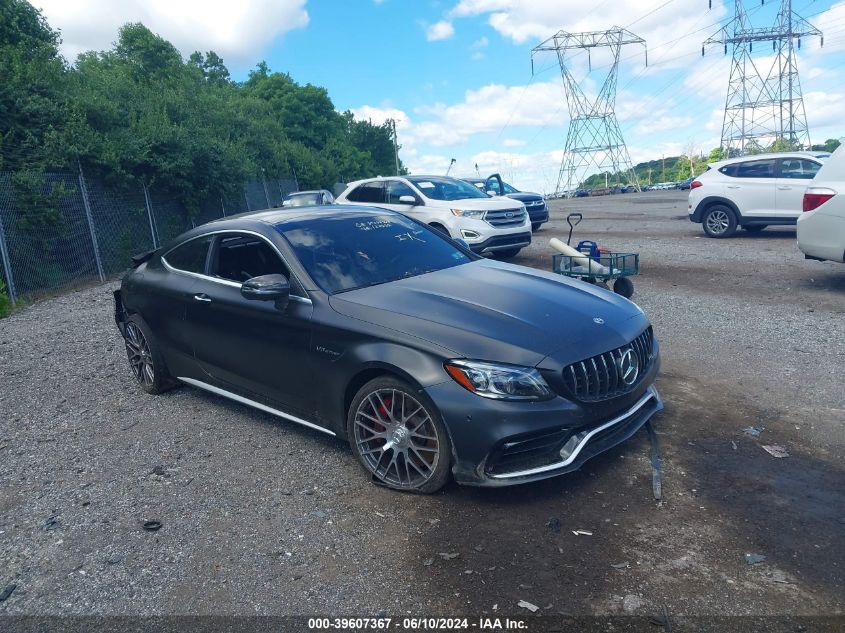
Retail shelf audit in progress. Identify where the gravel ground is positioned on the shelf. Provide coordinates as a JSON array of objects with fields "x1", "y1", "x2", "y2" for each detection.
[{"x1": 0, "y1": 191, "x2": 843, "y2": 623}]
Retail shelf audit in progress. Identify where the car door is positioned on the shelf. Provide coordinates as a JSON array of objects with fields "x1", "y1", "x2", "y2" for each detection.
[
  {"x1": 154, "y1": 235, "x2": 214, "y2": 370},
  {"x1": 726, "y1": 159, "x2": 778, "y2": 218},
  {"x1": 381, "y1": 179, "x2": 425, "y2": 219},
  {"x1": 485, "y1": 174, "x2": 505, "y2": 196},
  {"x1": 185, "y1": 231, "x2": 315, "y2": 416},
  {"x1": 776, "y1": 157, "x2": 822, "y2": 218}
]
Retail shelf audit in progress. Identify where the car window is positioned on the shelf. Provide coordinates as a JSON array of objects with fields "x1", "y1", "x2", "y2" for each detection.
[
  {"x1": 779, "y1": 158, "x2": 821, "y2": 180},
  {"x1": 211, "y1": 234, "x2": 290, "y2": 283},
  {"x1": 733, "y1": 160, "x2": 776, "y2": 179},
  {"x1": 485, "y1": 178, "x2": 502, "y2": 195},
  {"x1": 346, "y1": 182, "x2": 385, "y2": 204},
  {"x1": 407, "y1": 176, "x2": 489, "y2": 201},
  {"x1": 277, "y1": 212, "x2": 472, "y2": 294},
  {"x1": 162, "y1": 236, "x2": 213, "y2": 274},
  {"x1": 502, "y1": 182, "x2": 518, "y2": 194},
  {"x1": 385, "y1": 180, "x2": 416, "y2": 204}
]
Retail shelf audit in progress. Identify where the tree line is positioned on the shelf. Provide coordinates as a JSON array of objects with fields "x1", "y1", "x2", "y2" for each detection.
[
  {"x1": 582, "y1": 138, "x2": 842, "y2": 188},
  {"x1": 0, "y1": 0, "x2": 404, "y2": 212}
]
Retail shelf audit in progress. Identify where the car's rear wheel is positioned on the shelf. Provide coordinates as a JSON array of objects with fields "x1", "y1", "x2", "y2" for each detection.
[
  {"x1": 348, "y1": 377, "x2": 451, "y2": 494},
  {"x1": 122, "y1": 315, "x2": 173, "y2": 395},
  {"x1": 493, "y1": 247, "x2": 522, "y2": 259},
  {"x1": 702, "y1": 205, "x2": 737, "y2": 238},
  {"x1": 743, "y1": 224, "x2": 767, "y2": 232}
]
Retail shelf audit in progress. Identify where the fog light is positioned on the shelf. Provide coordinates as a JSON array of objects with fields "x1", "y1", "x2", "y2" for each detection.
[{"x1": 461, "y1": 229, "x2": 480, "y2": 239}]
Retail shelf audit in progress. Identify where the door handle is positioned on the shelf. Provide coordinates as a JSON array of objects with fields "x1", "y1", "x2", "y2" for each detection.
[
  {"x1": 193, "y1": 293, "x2": 212, "y2": 303},
  {"x1": 726, "y1": 185, "x2": 740, "y2": 189},
  {"x1": 777, "y1": 186, "x2": 792, "y2": 190}
]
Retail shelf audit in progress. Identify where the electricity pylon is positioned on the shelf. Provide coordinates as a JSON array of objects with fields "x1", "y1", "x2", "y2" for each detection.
[
  {"x1": 533, "y1": 28, "x2": 646, "y2": 196},
  {"x1": 703, "y1": 0, "x2": 822, "y2": 155}
]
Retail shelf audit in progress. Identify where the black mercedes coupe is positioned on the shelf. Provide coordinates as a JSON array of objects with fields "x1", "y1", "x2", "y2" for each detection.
[{"x1": 114, "y1": 206, "x2": 662, "y2": 492}]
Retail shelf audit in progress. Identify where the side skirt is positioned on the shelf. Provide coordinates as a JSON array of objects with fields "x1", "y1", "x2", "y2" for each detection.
[{"x1": 177, "y1": 376, "x2": 337, "y2": 437}]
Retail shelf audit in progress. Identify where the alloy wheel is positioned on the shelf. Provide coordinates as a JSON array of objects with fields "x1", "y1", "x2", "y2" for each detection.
[
  {"x1": 353, "y1": 388, "x2": 440, "y2": 489},
  {"x1": 705, "y1": 209, "x2": 730, "y2": 235},
  {"x1": 124, "y1": 322, "x2": 154, "y2": 387}
]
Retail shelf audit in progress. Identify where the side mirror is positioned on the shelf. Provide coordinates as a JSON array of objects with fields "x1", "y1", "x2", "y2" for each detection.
[
  {"x1": 241, "y1": 273, "x2": 290, "y2": 309},
  {"x1": 485, "y1": 189, "x2": 498, "y2": 196},
  {"x1": 398, "y1": 195, "x2": 417, "y2": 205}
]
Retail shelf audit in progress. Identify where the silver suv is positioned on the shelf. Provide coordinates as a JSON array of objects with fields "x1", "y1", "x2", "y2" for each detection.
[{"x1": 688, "y1": 151, "x2": 829, "y2": 237}]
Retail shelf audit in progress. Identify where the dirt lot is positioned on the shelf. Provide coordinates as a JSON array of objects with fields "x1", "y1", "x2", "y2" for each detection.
[{"x1": 1, "y1": 191, "x2": 843, "y2": 627}]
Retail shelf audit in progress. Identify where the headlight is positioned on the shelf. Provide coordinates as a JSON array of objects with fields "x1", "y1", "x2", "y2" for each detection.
[
  {"x1": 444, "y1": 360, "x2": 553, "y2": 401},
  {"x1": 451, "y1": 208, "x2": 485, "y2": 219}
]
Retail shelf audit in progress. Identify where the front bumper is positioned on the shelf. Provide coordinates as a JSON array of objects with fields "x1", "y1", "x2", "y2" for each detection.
[
  {"x1": 468, "y1": 231, "x2": 532, "y2": 254},
  {"x1": 425, "y1": 359, "x2": 662, "y2": 487},
  {"x1": 525, "y1": 203, "x2": 549, "y2": 225}
]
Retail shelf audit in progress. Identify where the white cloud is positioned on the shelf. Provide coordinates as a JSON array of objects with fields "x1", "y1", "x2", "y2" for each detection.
[
  {"x1": 409, "y1": 80, "x2": 564, "y2": 146},
  {"x1": 350, "y1": 105, "x2": 411, "y2": 130},
  {"x1": 33, "y1": 0, "x2": 309, "y2": 65},
  {"x1": 503, "y1": 138, "x2": 526, "y2": 147},
  {"x1": 471, "y1": 36, "x2": 489, "y2": 49},
  {"x1": 804, "y1": 91, "x2": 845, "y2": 130},
  {"x1": 426, "y1": 20, "x2": 455, "y2": 42},
  {"x1": 451, "y1": 0, "x2": 727, "y2": 47}
]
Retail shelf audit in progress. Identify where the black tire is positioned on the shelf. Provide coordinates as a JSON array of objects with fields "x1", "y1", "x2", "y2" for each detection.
[
  {"x1": 531, "y1": 222, "x2": 542, "y2": 232},
  {"x1": 347, "y1": 376, "x2": 452, "y2": 494},
  {"x1": 702, "y1": 204, "x2": 737, "y2": 238},
  {"x1": 743, "y1": 225, "x2": 767, "y2": 232},
  {"x1": 493, "y1": 247, "x2": 522, "y2": 259},
  {"x1": 122, "y1": 314, "x2": 175, "y2": 395},
  {"x1": 428, "y1": 223, "x2": 450, "y2": 237},
  {"x1": 613, "y1": 276, "x2": 634, "y2": 298}
]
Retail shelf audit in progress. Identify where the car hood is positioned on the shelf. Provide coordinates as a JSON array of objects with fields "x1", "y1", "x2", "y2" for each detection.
[
  {"x1": 329, "y1": 259, "x2": 649, "y2": 368},
  {"x1": 505, "y1": 192, "x2": 544, "y2": 203},
  {"x1": 436, "y1": 197, "x2": 525, "y2": 211}
]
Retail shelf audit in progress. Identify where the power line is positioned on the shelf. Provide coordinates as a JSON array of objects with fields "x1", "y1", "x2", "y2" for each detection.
[
  {"x1": 703, "y1": 0, "x2": 824, "y2": 153},
  {"x1": 533, "y1": 28, "x2": 648, "y2": 194}
]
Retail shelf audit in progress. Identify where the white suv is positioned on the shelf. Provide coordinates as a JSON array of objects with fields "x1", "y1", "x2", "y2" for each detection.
[
  {"x1": 688, "y1": 151, "x2": 829, "y2": 237},
  {"x1": 337, "y1": 176, "x2": 532, "y2": 258},
  {"x1": 798, "y1": 144, "x2": 845, "y2": 263}
]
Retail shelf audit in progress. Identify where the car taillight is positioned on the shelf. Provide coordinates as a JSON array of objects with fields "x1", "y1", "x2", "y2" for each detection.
[
  {"x1": 690, "y1": 180, "x2": 703, "y2": 189},
  {"x1": 803, "y1": 188, "x2": 836, "y2": 212}
]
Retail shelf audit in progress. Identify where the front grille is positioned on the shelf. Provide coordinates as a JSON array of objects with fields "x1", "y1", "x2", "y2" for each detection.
[
  {"x1": 486, "y1": 208, "x2": 526, "y2": 227},
  {"x1": 562, "y1": 327, "x2": 654, "y2": 402}
]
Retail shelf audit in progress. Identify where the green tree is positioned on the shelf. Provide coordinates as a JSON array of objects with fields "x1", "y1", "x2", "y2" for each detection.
[
  {"x1": 0, "y1": 0, "x2": 68, "y2": 170},
  {"x1": 811, "y1": 138, "x2": 841, "y2": 153}
]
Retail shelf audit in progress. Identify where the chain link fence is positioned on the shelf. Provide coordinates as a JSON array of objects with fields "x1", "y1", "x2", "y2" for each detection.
[{"x1": 0, "y1": 168, "x2": 298, "y2": 304}]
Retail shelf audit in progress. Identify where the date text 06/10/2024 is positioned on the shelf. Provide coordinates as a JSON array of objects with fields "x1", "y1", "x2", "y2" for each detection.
[{"x1": 307, "y1": 617, "x2": 528, "y2": 630}]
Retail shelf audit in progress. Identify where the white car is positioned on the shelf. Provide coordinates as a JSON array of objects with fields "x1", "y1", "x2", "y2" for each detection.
[
  {"x1": 688, "y1": 151, "x2": 829, "y2": 237},
  {"x1": 336, "y1": 176, "x2": 532, "y2": 258},
  {"x1": 798, "y1": 145, "x2": 845, "y2": 263}
]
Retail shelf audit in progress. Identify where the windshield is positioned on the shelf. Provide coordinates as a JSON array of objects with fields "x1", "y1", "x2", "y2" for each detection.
[
  {"x1": 277, "y1": 212, "x2": 472, "y2": 294},
  {"x1": 287, "y1": 193, "x2": 320, "y2": 207},
  {"x1": 408, "y1": 176, "x2": 490, "y2": 201}
]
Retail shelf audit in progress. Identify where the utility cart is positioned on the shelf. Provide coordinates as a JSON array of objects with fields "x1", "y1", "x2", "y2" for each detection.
[{"x1": 551, "y1": 213, "x2": 639, "y2": 298}]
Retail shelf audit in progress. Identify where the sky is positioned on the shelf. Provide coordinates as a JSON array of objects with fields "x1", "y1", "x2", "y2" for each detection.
[{"x1": 33, "y1": 0, "x2": 845, "y2": 194}]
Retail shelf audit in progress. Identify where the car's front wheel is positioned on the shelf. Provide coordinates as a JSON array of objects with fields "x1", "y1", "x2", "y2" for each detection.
[
  {"x1": 531, "y1": 222, "x2": 542, "y2": 232},
  {"x1": 702, "y1": 205, "x2": 737, "y2": 238},
  {"x1": 122, "y1": 315, "x2": 174, "y2": 395},
  {"x1": 348, "y1": 377, "x2": 452, "y2": 494}
]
